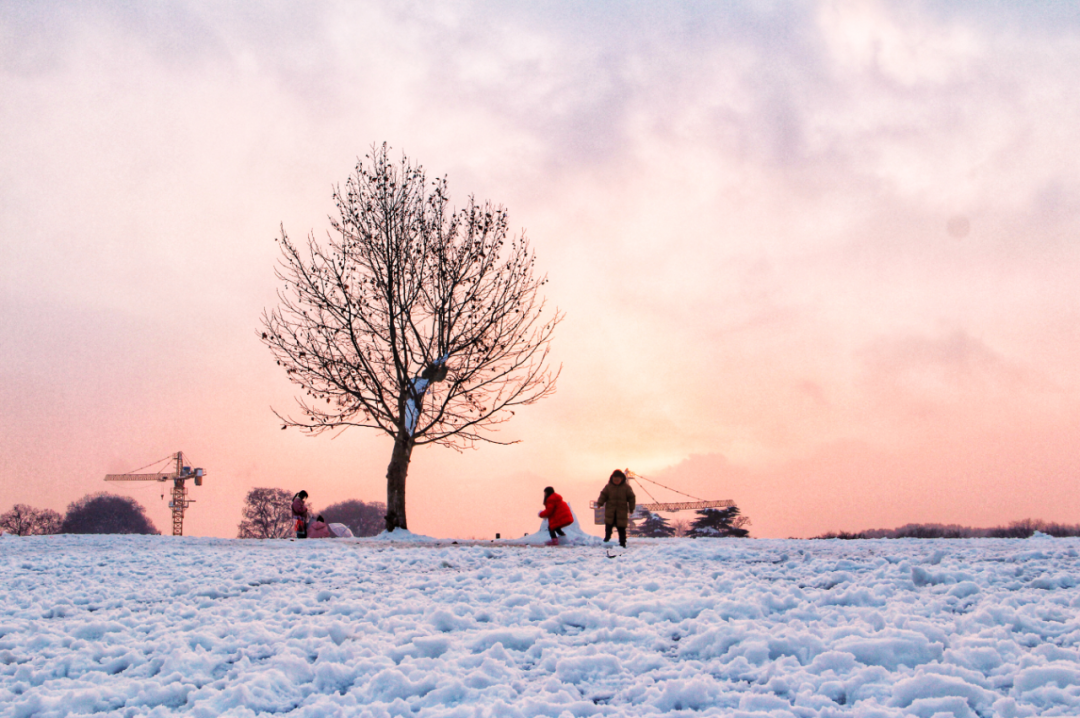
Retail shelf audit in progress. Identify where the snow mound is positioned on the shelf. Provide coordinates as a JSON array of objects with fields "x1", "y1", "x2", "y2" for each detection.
[
  {"x1": 1030, "y1": 530, "x2": 1054, "y2": 540},
  {"x1": 501, "y1": 505, "x2": 603, "y2": 546},
  {"x1": 369, "y1": 528, "x2": 440, "y2": 542}
]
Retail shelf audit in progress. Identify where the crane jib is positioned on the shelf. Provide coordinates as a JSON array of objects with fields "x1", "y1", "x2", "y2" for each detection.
[
  {"x1": 639, "y1": 500, "x2": 735, "y2": 512},
  {"x1": 104, "y1": 473, "x2": 175, "y2": 481}
]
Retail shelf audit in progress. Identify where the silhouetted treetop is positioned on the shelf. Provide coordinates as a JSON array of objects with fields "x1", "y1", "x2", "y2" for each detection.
[{"x1": 61, "y1": 493, "x2": 159, "y2": 535}]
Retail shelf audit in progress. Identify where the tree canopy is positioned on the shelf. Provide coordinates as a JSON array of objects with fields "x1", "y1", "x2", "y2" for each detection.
[{"x1": 61, "y1": 493, "x2": 159, "y2": 535}]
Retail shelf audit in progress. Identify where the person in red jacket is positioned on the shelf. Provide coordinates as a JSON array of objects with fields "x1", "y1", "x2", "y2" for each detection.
[{"x1": 539, "y1": 486, "x2": 574, "y2": 546}]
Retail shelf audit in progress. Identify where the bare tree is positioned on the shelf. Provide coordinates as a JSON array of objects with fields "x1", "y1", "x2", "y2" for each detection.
[
  {"x1": 1, "y1": 505, "x2": 64, "y2": 536},
  {"x1": 1, "y1": 504, "x2": 38, "y2": 536},
  {"x1": 320, "y1": 499, "x2": 386, "y2": 537},
  {"x1": 237, "y1": 488, "x2": 294, "y2": 539},
  {"x1": 33, "y1": 508, "x2": 63, "y2": 535},
  {"x1": 671, "y1": 519, "x2": 691, "y2": 538},
  {"x1": 261, "y1": 144, "x2": 561, "y2": 532}
]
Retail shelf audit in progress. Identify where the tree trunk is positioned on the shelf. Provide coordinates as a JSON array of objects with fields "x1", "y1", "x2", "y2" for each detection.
[{"x1": 384, "y1": 429, "x2": 415, "y2": 532}]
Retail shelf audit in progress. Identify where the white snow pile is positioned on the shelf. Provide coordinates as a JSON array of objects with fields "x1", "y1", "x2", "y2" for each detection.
[
  {"x1": 503, "y1": 509, "x2": 602, "y2": 547},
  {"x1": 2, "y1": 535, "x2": 1080, "y2": 717},
  {"x1": 368, "y1": 528, "x2": 441, "y2": 543}
]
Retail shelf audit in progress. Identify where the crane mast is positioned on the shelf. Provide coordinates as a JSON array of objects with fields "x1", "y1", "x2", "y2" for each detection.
[{"x1": 104, "y1": 451, "x2": 205, "y2": 536}]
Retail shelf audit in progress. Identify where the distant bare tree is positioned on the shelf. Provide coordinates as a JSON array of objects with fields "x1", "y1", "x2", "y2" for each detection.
[
  {"x1": 33, "y1": 508, "x2": 63, "y2": 535},
  {"x1": 61, "y1": 494, "x2": 159, "y2": 534},
  {"x1": 261, "y1": 144, "x2": 561, "y2": 532},
  {"x1": 1, "y1": 505, "x2": 64, "y2": 536},
  {"x1": 320, "y1": 499, "x2": 386, "y2": 537},
  {"x1": 1, "y1": 504, "x2": 38, "y2": 536},
  {"x1": 237, "y1": 488, "x2": 294, "y2": 539},
  {"x1": 671, "y1": 519, "x2": 691, "y2": 537}
]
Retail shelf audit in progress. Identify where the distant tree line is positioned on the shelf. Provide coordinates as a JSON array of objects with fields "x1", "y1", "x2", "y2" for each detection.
[
  {"x1": 236, "y1": 488, "x2": 386, "y2": 539},
  {"x1": 813, "y1": 518, "x2": 1080, "y2": 540},
  {"x1": 1, "y1": 493, "x2": 159, "y2": 536},
  {"x1": 631, "y1": 506, "x2": 751, "y2": 538},
  {"x1": 0, "y1": 504, "x2": 63, "y2": 536}
]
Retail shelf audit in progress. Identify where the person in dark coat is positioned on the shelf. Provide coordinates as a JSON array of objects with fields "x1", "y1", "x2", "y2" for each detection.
[
  {"x1": 539, "y1": 486, "x2": 574, "y2": 545},
  {"x1": 597, "y1": 469, "x2": 636, "y2": 548},
  {"x1": 291, "y1": 490, "x2": 310, "y2": 539}
]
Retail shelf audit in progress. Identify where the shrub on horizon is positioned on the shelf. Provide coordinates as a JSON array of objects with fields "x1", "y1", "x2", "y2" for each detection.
[
  {"x1": 811, "y1": 518, "x2": 1080, "y2": 540},
  {"x1": 61, "y1": 493, "x2": 159, "y2": 535}
]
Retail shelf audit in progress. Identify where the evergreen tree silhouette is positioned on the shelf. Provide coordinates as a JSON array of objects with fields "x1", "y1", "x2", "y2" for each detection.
[
  {"x1": 630, "y1": 511, "x2": 676, "y2": 537},
  {"x1": 686, "y1": 506, "x2": 749, "y2": 538}
]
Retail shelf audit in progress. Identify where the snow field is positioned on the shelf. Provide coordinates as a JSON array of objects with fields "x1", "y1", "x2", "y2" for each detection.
[{"x1": 2, "y1": 534, "x2": 1080, "y2": 717}]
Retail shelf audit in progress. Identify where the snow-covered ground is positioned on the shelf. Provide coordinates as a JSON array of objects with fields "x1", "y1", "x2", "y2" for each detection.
[{"x1": 2, "y1": 533, "x2": 1079, "y2": 717}]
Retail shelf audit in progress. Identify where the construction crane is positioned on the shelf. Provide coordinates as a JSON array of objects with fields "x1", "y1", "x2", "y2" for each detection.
[
  {"x1": 591, "y1": 468, "x2": 734, "y2": 524},
  {"x1": 104, "y1": 451, "x2": 205, "y2": 536}
]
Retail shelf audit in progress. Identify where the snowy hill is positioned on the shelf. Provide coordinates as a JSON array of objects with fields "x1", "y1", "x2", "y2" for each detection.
[{"x1": 2, "y1": 533, "x2": 1079, "y2": 716}]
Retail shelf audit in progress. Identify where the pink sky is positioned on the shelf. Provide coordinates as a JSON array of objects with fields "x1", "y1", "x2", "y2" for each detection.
[{"x1": 3, "y1": 2, "x2": 1080, "y2": 539}]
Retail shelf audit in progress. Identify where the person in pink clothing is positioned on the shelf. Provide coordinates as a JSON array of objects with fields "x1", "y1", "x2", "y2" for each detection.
[
  {"x1": 307, "y1": 515, "x2": 332, "y2": 539},
  {"x1": 291, "y1": 490, "x2": 310, "y2": 538}
]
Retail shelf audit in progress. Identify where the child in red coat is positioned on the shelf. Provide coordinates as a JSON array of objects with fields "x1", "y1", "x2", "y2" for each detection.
[{"x1": 539, "y1": 486, "x2": 573, "y2": 545}]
